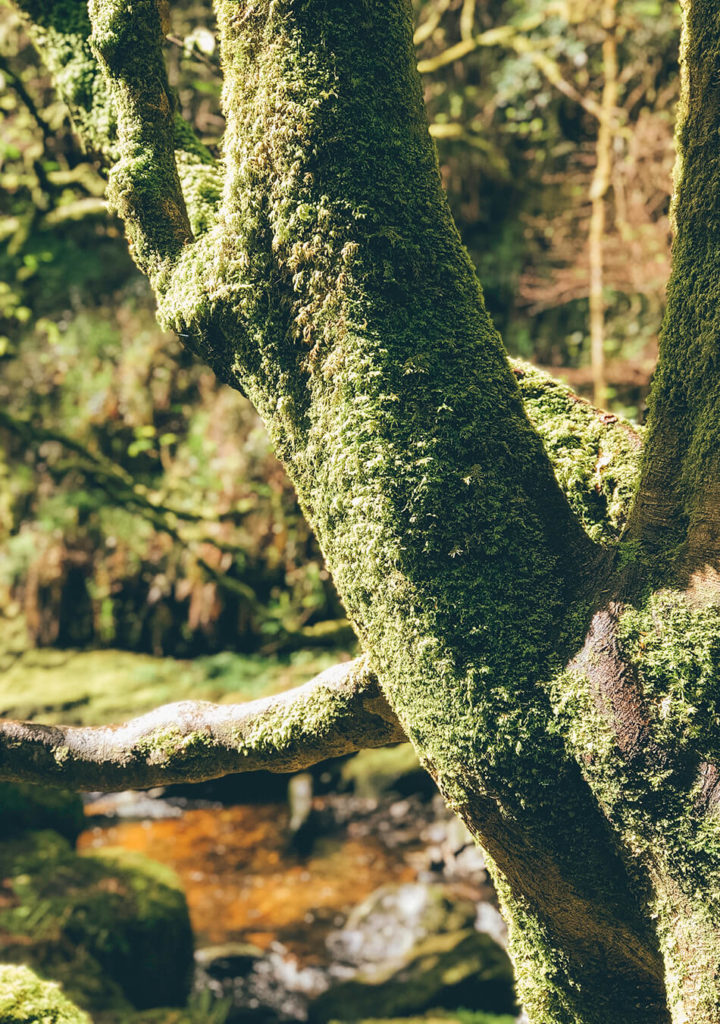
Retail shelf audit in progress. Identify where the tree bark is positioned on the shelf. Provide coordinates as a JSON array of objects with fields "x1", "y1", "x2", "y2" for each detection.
[
  {"x1": 629, "y1": 0, "x2": 720, "y2": 584},
  {"x1": 9, "y1": 0, "x2": 720, "y2": 1021},
  {"x1": 0, "y1": 659, "x2": 405, "y2": 789}
]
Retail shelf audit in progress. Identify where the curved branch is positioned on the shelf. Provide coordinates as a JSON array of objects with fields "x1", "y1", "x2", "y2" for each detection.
[{"x1": 0, "y1": 659, "x2": 405, "y2": 791}]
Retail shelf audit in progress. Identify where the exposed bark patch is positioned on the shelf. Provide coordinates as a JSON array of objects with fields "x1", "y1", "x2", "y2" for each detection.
[
  {"x1": 570, "y1": 602, "x2": 653, "y2": 762},
  {"x1": 695, "y1": 761, "x2": 720, "y2": 813}
]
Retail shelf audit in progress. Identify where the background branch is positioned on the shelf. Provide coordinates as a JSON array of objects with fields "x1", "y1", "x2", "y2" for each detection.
[{"x1": 89, "y1": 0, "x2": 192, "y2": 282}]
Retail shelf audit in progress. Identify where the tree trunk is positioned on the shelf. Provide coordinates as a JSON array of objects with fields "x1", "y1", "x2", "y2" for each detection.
[{"x1": 11, "y1": 0, "x2": 720, "y2": 1020}]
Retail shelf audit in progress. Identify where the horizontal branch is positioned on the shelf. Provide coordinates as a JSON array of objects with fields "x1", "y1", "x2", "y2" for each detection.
[{"x1": 0, "y1": 658, "x2": 406, "y2": 791}]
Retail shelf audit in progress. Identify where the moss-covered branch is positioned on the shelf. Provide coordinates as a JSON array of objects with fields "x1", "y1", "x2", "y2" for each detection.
[
  {"x1": 13, "y1": 0, "x2": 221, "y2": 241},
  {"x1": 629, "y1": 0, "x2": 720, "y2": 580},
  {"x1": 0, "y1": 658, "x2": 404, "y2": 791},
  {"x1": 512, "y1": 360, "x2": 642, "y2": 544},
  {"x1": 313, "y1": 351, "x2": 641, "y2": 550},
  {"x1": 87, "y1": 0, "x2": 191, "y2": 281}
]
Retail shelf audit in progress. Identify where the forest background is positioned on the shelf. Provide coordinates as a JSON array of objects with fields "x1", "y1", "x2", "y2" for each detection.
[{"x1": 0, "y1": 0, "x2": 679, "y2": 665}]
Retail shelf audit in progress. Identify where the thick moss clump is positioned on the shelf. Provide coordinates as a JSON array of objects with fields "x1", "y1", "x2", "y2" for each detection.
[
  {"x1": 0, "y1": 782, "x2": 85, "y2": 844},
  {"x1": 0, "y1": 964, "x2": 91, "y2": 1024},
  {"x1": 550, "y1": 589, "x2": 720, "y2": 1020},
  {"x1": 0, "y1": 831, "x2": 193, "y2": 1012},
  {"x1": 513, "y1": 361, "x2": 642, "y2": 544}
]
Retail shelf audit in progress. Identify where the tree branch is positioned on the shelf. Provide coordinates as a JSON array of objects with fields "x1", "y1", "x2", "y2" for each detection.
[
  {"x1": 88, "y1": 0, "x2": 192, "y2": 283},
  {"x1": 416, "y1": 10, "x2": 606, "y2": 125},
  {"x1": 13, "y1": 0, "x2": 221, "y2": 243},
  {"x1": 512, "y1": 361, "x2": 642, "y2": 544},
  {"x1": 0, "y1": 658, "x2": 405, "y2": 791}
]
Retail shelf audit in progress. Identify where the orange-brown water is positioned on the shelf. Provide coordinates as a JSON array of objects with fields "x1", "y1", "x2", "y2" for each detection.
[{"x1": 78, "y1": 802, "x2": 418, "y2": 958}]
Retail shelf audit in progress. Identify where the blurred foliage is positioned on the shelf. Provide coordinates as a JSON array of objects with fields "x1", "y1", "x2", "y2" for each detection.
[
  {"x1": 415, "y1": 0, "x2": 679, "y2": 404},
  {"x1": 0, "y1": 608, "x2": 354, "y2": 725},
  {"x1": 0, "y1": 0, "x2": 680, "y2": 653}
]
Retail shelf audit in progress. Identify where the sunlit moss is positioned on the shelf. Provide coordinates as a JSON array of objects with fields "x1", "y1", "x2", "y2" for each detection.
[{"x1": 0, "y1": 965, "x2": 91, "y2": 1024}]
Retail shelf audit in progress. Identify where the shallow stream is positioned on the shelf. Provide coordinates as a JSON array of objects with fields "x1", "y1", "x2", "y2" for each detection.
[{"x1": 79, "y1": 787, "x2": 497, "y2": 962}]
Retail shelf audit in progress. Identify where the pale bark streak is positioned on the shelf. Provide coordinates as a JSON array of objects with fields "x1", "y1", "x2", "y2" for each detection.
[
  {"x1": 570, "y1": 603, "x2": 653, "y2": 761},
  {"x1": 0, "y1": 659, "x2": 405, "y2": 791}
]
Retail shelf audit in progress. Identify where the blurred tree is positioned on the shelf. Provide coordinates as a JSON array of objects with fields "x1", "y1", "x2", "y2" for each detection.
[{"x1": 3, "y1": 1, "x2": 720, "y2": 1022}]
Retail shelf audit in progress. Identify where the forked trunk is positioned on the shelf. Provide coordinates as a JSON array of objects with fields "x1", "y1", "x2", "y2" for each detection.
[{"x1": 12, "y1": 0, "x2": 720, "y2": 1019}]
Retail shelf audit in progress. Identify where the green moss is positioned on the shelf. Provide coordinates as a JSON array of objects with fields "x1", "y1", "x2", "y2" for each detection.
[
  {"x1": 617, "y1": 591, "x2": 720, "y2": 757},
  {"x1": 0, "y1": 964, "x2": 91, "y2": 1024},
  {"x1": 0, "y1": 619, "x2": 346, "y2": 725},
  {"x1": 512, "y1": 361, "x2": 642, "y2": 544},
  {"x1": 0, "y1": 782, "x2": 84, "y2": 844},
  {"x1": 135, "y1": 727, "x2": 215, "y2": 768},
  {"x1": 234, "y1": 676, "x2": 357, "y2": 755},
  {"x1": 629, "y1": 0, "x2": 720, "y2": 565},
  {"x1": 0, "y1": 832, "x2": 193, "y2": 1012},
  {"x1": 549, "y1": 589, "x2": 720, "y2": 1020},
  {"x1": 14, "y1": 0, "x2": 117, "y2": 162},
  {"x1": 15, "y1": 0, "x2": 220, "y2": 257},
  {"x1": 159, "y1": 2, "x2": 664, "y2": 1018},
  {"x1": 16, "y1": 0, "x2": 698, "y2": 1016}
]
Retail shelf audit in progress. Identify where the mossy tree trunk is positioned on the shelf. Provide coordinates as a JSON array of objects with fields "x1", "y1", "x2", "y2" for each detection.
[{"x1": 11, "y1": 0, "x2": 720, "y2": 1020}]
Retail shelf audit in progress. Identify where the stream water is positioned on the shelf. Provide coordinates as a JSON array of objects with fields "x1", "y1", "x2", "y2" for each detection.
[
  {"x1": 80, "y1": 796, "x2": 424, "y2": 956},
  {"x1": 80, "y1": 786, "x2": 498, "y2": 951}
]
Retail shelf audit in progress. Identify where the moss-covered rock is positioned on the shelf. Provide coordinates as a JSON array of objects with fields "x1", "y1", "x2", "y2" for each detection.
[
  {"x1": 310, "y1": 929, "x2": 516, "y2": 1023},
  {"x1": 0, "y1": 964, "x2": 91, "y2": 1024},
  {"x1": 0, "y1": 782, "x2": 85, "y2": 844},
  {"x1": 0, "y1": 831, "x2": 193, "y2": 1012}
]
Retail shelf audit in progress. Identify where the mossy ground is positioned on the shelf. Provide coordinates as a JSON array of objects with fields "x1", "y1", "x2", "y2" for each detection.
[{"x1": 0, "y1": 613, "x2": 351, "y2": 725}]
